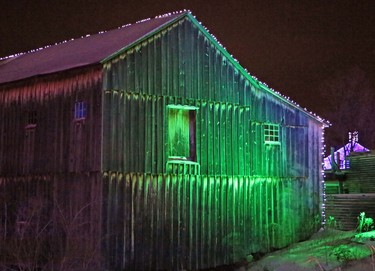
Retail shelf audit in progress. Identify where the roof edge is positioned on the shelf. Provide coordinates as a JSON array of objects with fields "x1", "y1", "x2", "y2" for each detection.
[
  {"x1": 185, "y1": 13, "x2": 330, "y2": 126},
  {"x1": 100, "y1": 11, "x2": 188, "y2": 64},
  {"x1": 0, "y1": 63, "x2": 102, "y2": 88},
  {"x1": 101, "y1": 11, "x2": 329, "y2": 126}
]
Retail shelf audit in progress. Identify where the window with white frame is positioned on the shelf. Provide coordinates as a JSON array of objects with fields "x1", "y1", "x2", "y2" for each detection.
[
  {"x1": 167, "y1": 105, "x2": 197, "y2": 161},
  {"x1": 264, "y1": 123, "x2": 280, "y2": 144}
]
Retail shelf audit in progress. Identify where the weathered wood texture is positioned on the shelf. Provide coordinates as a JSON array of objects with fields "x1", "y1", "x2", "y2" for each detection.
[
  {"x1": 0, "y1": 174, "x2": 102, "y2": 269},
  {"x1": 102, "y1": 173, "x2": 321, "y2": 270},
  {"x1": 99, "y1": 16, "x2": 324, "y2": 270},
  {"x1": 345, "y1": 153, "x2": 375, "y2": 193},
  {"x1": 0, "y1": 15, "x2": 325, "y2": 271},
  {"x1": 102, "y1": 17, "x2": 323, "y2": 179},
  {"x1": 325, "y1": 194, "x2": 375, "y2": 230},
  {"x1": 0, "y1": 67, "x2": 102, "y2": 176}
]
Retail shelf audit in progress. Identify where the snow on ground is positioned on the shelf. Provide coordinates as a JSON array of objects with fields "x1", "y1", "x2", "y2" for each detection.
[{"x1": 244, "y1": 229, "x2": 375, "y2": 271}]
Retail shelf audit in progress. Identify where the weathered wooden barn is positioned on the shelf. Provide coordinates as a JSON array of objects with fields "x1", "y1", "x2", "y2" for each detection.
[{"x1": 0, "y1": 11, "x2": 328, "y2": 270}]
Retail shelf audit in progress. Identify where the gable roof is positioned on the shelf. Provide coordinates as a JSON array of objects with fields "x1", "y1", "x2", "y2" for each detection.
[
  {"x1": 0, "y1": 12, "x2": 185, "y2": 85},
  {"x1": 0, "y1": 11, "x2": 329, "y2": 126}
]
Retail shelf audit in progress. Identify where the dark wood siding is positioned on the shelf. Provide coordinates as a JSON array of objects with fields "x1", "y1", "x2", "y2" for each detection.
[
  {"x1": 326, "y1": 194, "x2": 375, "y2": 230},
  {"x1": 325, "y1": 154, "x2": 375, "y2": 230},
  {"x1": 0, "y1": 173, "x2": 103, "y2": 269},
  {"x1": 0, "y1": 67, "x2": 104, "y2": 268},
  {"x1": 0, "y1": 67, "x2": 103, "y2": 176},
  {"x1": 345, "y1": 154, "x2": 375, "y2": 193}
]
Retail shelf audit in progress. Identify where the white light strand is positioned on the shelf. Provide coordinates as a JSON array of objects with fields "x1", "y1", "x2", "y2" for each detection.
[
  {"x1": 321, "y1": 126, "x2": 327, "y2": 227},
  {"x1": 0, "y1": 9, "x2": 332, "y2": 126},
  {"x1": 0, "y1": 10, "x2": 188, "y2": 62}
]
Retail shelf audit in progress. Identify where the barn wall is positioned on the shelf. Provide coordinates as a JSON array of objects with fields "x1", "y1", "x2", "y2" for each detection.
[
  {"x1": 101, "y1": 16, "x2": 324, "y2": 270},
  {"x1": 0, "y1": 15, "x2": 325, "y2": 271},
  {"x1": 0, "y1": 173, "x2": 103, "y2": 269},
  {"x1": 102, "y1": 172, "x2": 321, "y2": 270},
  {"x1": 0, "y1": 67, "x2": 103, "y2": 176},
  {"x1": 0, "y1": 67, "x2": 105, "y2": 269},
  {"x1": 102, "y1": 17, "x2": 321, "y2": 179}
]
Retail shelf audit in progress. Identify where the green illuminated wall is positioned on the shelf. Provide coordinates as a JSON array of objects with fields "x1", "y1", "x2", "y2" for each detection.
[
  {"x1": 102, "y1": 17, "x2": 321, "y2": 179},
  {"x1": 101, "y1": 15, "x2": 324, "y2": 270}
]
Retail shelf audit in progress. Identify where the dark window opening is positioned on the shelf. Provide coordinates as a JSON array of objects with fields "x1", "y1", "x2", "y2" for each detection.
[{"x1": 25, "y1": 110, "x2": 37, "y2": 129}]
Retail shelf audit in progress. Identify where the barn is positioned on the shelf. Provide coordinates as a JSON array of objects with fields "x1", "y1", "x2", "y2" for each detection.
[{"x1": 0, "y1": 11, "x2": 328, "y2": 270}]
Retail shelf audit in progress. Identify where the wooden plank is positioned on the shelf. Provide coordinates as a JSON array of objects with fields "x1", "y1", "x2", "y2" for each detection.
[{"x1": 0, "y1": 173, "x2": 322, "y2": 269}]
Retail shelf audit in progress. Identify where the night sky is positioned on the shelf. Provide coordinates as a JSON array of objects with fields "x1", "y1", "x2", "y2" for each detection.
[{"x1": 1, "y1": 0, "x2": 374, "y2": 117}]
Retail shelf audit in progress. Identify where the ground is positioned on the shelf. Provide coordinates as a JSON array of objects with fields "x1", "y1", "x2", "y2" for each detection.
[
  {"x1": 246, "y1": 229, "x2": 375, "y2": 271},
  {"x1": 208, "y1": 229, "x2": 375, "y2": 271}
]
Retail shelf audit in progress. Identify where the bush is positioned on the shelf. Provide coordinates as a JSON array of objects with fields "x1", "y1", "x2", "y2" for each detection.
[{"x1": 357, "y1": 212, "x2": 374, "y2": 233}]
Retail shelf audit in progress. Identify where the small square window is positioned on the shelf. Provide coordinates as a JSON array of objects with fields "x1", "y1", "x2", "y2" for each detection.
[
  {"x1": 264, "y1": 123, "x2": 280, "y2": 144},
  {"x1": 74, "y1": 101, "x2": 87, "y2": 120}
]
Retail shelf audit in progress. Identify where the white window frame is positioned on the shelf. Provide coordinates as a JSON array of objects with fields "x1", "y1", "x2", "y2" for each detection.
[{"x1": 264, "y1": 123, "x2": 280, "y2": 145}]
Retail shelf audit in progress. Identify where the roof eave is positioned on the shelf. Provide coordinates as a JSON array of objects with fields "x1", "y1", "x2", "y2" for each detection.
[
  {"x1": 100, "y1": 12, "x2": 188, "y2": 64},
  {"x1": 185, "y1": 13, "x2": 330, "y2": 126}
]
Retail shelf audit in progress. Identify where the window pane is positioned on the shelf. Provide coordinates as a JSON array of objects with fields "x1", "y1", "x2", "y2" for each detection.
[
  {"x1": 264, "y1": 123, "x2": 280, "y2": 144},
  {"x1": 74, "y1": 101, "x2": 87, "y2": 119}
]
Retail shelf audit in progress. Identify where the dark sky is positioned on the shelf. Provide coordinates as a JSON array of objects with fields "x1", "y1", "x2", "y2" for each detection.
[{"x1": 1, "y1": 0, "x2": 374, "y2": 116}]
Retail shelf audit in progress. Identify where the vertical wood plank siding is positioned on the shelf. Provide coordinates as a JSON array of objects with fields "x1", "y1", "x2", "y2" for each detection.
[
  {"x1": 0, "y1": 68, "x2": 104, "y2": 268},
  {"x1": 102, "y1": 173, "x2": 320, "y2": 270},
  {"x1": 101, "y1": 17, "x2": 323, "y2": 269},
  {"x1": 0, "y1": 16, "x2": 324, "y2": 270},
  {"x1": 103, "y1": 18, "x2": 320, "y2": 177},
  {"x1": 0, "y1": 174, "x2": 102, "y2": 269},
  {"x1": 0, "y1": 67, "x2": 102, "y2": 176}
]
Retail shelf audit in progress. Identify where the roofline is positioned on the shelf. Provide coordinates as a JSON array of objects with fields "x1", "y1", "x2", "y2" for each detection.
[
  {"x1": 101, "y1": 12, "x2": 188, "y2": 63},
  {"x1": 185, "y1": 13, "x2": 329, "y2": 126},
  {"x1": 0, "y1": 63, "x2": 102, "y2": 88},
  {"x1": 102, "y1": 11, "x2": 329, "y2": 126}
]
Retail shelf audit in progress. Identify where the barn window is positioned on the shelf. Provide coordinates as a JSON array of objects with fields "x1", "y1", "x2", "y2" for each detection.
[
  {"x1": 74, "y1": 101, "x2": 87, "y2": 120},
  {"x1": 264, "y1": 123, "x2": 280, "y2": 144},
  {"x1": 25, "y1": 110, "x2": 37, "y2": 129},
  {"x1": 167, "y1": 105, "x2": 197, "y2": 161}
]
